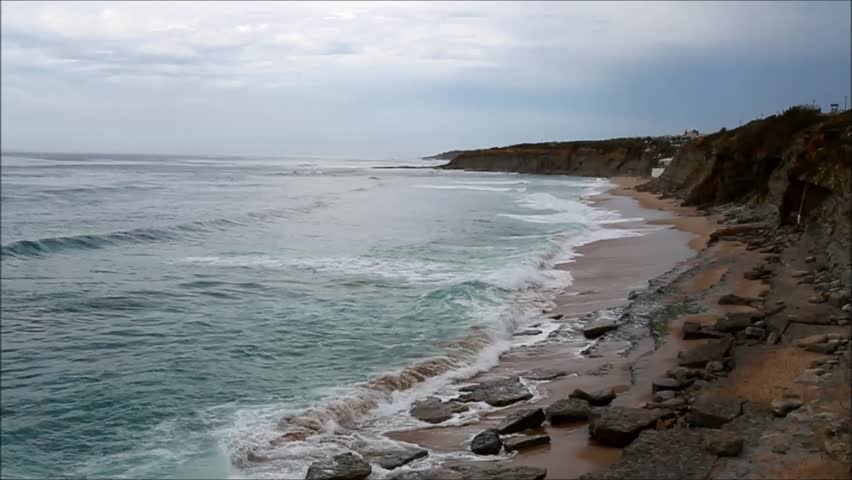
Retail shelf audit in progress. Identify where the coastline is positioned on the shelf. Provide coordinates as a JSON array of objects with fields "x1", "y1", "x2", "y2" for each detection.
[{"x1": 384, "y1": 176, "x2": 718, "y2": 479}]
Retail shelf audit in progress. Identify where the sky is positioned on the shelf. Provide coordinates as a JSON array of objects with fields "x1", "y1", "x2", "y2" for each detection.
[{"x1": 1, "y1": 1, "x2": 850, "y2": 159}]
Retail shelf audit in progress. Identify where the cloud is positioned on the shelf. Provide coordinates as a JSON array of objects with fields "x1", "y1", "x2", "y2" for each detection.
[{"x1": 1, "y1": 1, "x2": 849, "y2": 156}]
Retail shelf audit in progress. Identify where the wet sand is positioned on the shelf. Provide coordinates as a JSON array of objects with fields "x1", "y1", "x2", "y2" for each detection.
[{"x1": 387, "y1": 176, "x2": 718, "y2": 479}]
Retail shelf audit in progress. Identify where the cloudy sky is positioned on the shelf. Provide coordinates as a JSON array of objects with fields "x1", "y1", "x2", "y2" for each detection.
[{"x1": 1, "y1": 1, "x2": 850, "y2": 158}]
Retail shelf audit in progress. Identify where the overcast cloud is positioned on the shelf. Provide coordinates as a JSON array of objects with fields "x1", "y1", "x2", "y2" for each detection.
[{"x1": 1, "y1": 1, "x2": 850, "y2": 158}]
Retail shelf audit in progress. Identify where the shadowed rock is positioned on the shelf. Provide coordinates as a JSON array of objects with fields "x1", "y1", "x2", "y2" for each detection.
[
  {"x1": 545, "y1": 398, "x2": 592, "y2": 424},
  {"x1": 497, "y1": 407, "x2": 545, "y2": 434},
  {"x1": 683, "y1": 321, "x2": 727, "y2": 340},
  {"x1": 570, "y1": 387, "x2": 616, "y2": 406},
  {"x1": 503, "y1": 434, "x2": 551, "y2": 452},
  {"x1": 457, "y1": 377, "x2": 532, "y2": 407},
  {"x1": 583, "y1": 319, "x2": 619, "y2": 339},
  {"x1": 306, "y1": 452, "x2": 372, "y2": 480},
  {"x1": 470, "y1": 429, "x2": 502, "y2": 455},
  {"x1": 367, "y1": 446, "x2": 428, "y2": 470},
  {"x1": 410, "y1": 398, "x2": 469, "y2": 424},
  {"x1": 588, "y1": 407, "x2": 670, "y2": 446},
  {"x1": 718, "y1": 294, "x2": 762, "y2": 306}
]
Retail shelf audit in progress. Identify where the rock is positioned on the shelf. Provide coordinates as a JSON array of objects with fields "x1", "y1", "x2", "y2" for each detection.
[
  {"x1": 503, "y1": 434, "x2": 551, "y2": 452},
  {"x1": 682, "y1": 321, "x2": 727, "y2": 340},
  {"x1": 578, "y1": 428, "x2": 716, "y2": 480},
  {"x1": 583, "y1": 319, "x2": 619, "y2": 339},
  {"x1": 306, "y1": 452, "x2": 372, "y2": 480},
  {"x1": 443, "y1": 461, "x2": 547, "y2": 480},
  {"x1": 545, "y1": 398, "x2": 592, "y2": 424},
  {"x1": 714, "y1": 314, "x2": 754, "y2": 332},
  {"x1": 677, "y1": 338, "x2": 733, "y2": 368},
  {"x1": 805, "y1": 256, "x2": 816, "y2": 263},
  {"x1": 497, "y1": 407, "x2": 545, "y2": 434},
  {"x1": 654, "y1": 390, "x2": 677, "y2": 402},
  {"x1": 744, "y1": 326, "x2": 765, "y2": 338},
  {"x1": 843, "y1": 303, "x2": 851, "y2": 312},
  {"x1": 387, "y1": 469, "x2": 463, "y2": 480},
  {"x1": 794, "y1": 334, "x2": 829, "y2": 347},
  {"x1": 410, "y1": 398, "x2": 468, "y2": 424},
  {"x1": 686, "y1": 399, "x2": 742, "y2": 428},
  {"x1": 705, "y1": 361, "x2": 725, "y2": 373},
  {"x1": 570, "y1": 387, "x2": 616, "y2": 406},
  {"x1": 804, "y1": 342, "x2": 837, "y2": 354},
  {"x1": 771, "y1": 396, "x2": 803, "y2": 417},
  {"x1": 657, "y1": 397, "x2": 687, "y2": 409},
  {"x1": 718, "y1": 294, "x2": 760, "y2": 306},
  {"x1": 514, "y1": 329, "x2": 542, "y2": 336},
  {"x1": 522, "y1": 369, "x2": 568, "y2": 381},
  {"x1": 548, "y1": 313, "x2": 564, "y2": 320},
  {"x1": 457, "y1": 377, "x2": 532, "y2": 407},
  {"x1": 808, "y1": 295, "x2": 826, "y2": 304},
  {"x1": 652, "y1": 377, "x2": 691, "y2": 392},
  {"x1": 588, "y1": 407, "x2": 669, "y2": 447},
  {"x1": 470, "y1": 429, "x2": 502, "y2": 455},
  {"x1": 766, "y1": 331, "x2": 779, "y2": 345},
  {"x1": 702, "y1": 431, "x2": 744, "y2": 456},
  {"x1": 794, "y1": 370, "x2": 822, "y2": 384},
  {"x1": 368, "y1": 447, "x2": 428, "y2": 470}
]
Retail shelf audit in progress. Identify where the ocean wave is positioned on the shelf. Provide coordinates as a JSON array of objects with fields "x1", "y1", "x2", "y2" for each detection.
[
  {"x1": 414, "y1": 184, "x2": 526, "y2": 193},
  {"x1": 451, "y1": 180, "x2": 529, "y2": 186}
]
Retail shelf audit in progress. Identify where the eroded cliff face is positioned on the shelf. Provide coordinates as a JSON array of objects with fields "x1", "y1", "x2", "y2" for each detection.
[
  {"x1": 645, "y1": 108, "x2": 852, "y2": 270},
  {"x1": 441, "y1": 139, "x2": 673, "y2": 177}
]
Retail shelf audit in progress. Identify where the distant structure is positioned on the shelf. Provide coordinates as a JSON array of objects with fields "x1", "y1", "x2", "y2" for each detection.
[
  {"x1": 830, "y1": 103, "x2": 840, "y2": 114},
  {"x1": 669, "y1": 129, "x2": 701, "y2": 148}
]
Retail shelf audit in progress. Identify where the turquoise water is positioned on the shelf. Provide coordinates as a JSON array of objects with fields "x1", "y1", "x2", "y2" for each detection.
[{"x1": 0, "y1": 153, "x2": 638, "y2": 478}]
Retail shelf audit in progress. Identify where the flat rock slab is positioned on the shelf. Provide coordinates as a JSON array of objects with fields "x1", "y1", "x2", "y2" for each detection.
[
  {"x1": 306, "y1": 452, "x2": 372, "y2": 480},
  {"x1": 652, "y1": 377, "x2": 692, "y2": 392},
  {"x1": 443, "y1": 461, "x2": 547, "y2": 480},
  {"x1": 588, "y1": 407, "x2": 669, "y2": 447},
  {"x1": 503, "y1": 434, "x2": 551, "y2": 452},
  {"x1": 579, "y1": 428, "x2": 717, "y2": 480},
  {"x1": 470, "y1": 429, "x2": 502, "y2": 455},
  {"x1": 457, "y1": 377, "x2": 532, "y2": 407},
  {"x1": 686, "y1": 399, "x2": 743, "y2": 428},
  {"x1": 714, "y1": 314, "x2": 753, "y2": 333},
  {"x1": 366, "y1": 446, "x2": 428, "y2": 470},
  {"x1": 497, "y1": 407, "x2": 545, "y2": 434},
  {"x1": 410, "y1": 398, "x2": 469, "y2": 424},
  {"x1": 387, "y1": 469, "x2": 463, "y2": 480},
  {"x1": 678, "y1": 338, "x2": 733, "y2": 368},
  {"x1": 570, "y1": 387, "x2": 616, "y2": 406},
  {"x1": 521, "y1": 368, "x2": 569, "y2": 381},
  {"x1": 702, "y1": 430, "x2": 743, "y2": 456},
  {"x1": 546, "y1": 398, "x2": 592, "y2": 424},
  {"x1": 583, "y1": 319, "x2": 619, "y2": 339},
  {"x1": 683, "y1": 321, "x2": 727, "y2": 340}
]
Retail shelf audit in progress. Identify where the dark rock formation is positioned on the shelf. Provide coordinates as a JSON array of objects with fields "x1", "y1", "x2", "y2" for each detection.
[
  {"x1": 410, "y1": 397, "x2": 469, "y2": 424},
  {"x1": 497, "y1": 407, "x2": 546, "y2": 434},
  {"x1": 677, "y1": 338, "x2": 733, "y2": 368},
  {"x1": 583, "y1": 319, "x2": 619, "y2": 339},
  {"x1": 570, "y1": 387, "x2": 616, "y2": 406},
  {"x1": 366, "y1": 446, "x2": 428, "y2": 470},
  {"x1": 457, "y1": 377, "x2": 532, "y2": 407},
  {"x1": 588, "y1": 407, "x2": 670, "y2": 446},
  {"x1": 503, "y1": 434, "x2": 551, "y2": 452},
  {"x1": 306, "y1": 452, "x2": 372, "y2": 480},
  {"x1": 545, "y1": 398, "x2": 592, "y2": 424},
  {"x1": 470, "y1": 429, "x2": 502, "y2": 455},
  {"x1": 686, "y1": 399, "x2": 743, "y2": 428}
]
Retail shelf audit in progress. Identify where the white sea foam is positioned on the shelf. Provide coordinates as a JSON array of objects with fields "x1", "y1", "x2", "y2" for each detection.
[{"x1": 414, "y1": 184, "x2": 527, "y2": 193}]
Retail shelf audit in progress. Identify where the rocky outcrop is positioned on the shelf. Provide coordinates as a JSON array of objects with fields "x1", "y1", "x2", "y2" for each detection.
[
  {"x1": 457, "y1": 377, "x2": 533, "y2": 407},
  {"x1": 497, "y1": 407, "x2": 545, "y2": 434},
  {"x1": 588, "y1": 407, "x2": 670, "y2": 446},
  {"x1": 545, "y1": 398, "x2": 592, "y2": 424},
  {"x1": 441, "y1": 138, "x2": 674, "y2": 177},
  {"x1": 306, "y1": 452, "x2": 372, "y2": 480},
  {"x1": 470, "y1": 429, "x2": 502, "y2": 455}
]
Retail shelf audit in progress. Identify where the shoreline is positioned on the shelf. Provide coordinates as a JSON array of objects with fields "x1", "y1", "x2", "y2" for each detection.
[{"x1": 384, "y1": 176, "x2": 718, "y2": 479}]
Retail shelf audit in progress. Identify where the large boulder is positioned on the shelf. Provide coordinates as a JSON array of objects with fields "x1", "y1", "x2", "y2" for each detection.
[
  {"x1": 677, "y1": 338, "x2": 733, "y2": 368},
  {"x1": 685, "y1": 399, "x2": 743, "y2": 428},
  {"x1": 410, "y1": 398, "x2": 469, "y2": 424},
  {"x1": 306, "y1": 452, "x2": 372, "y2": 480},
  {"x1": 588, "y1": 407, "x2": 669, "y2": 447},
  {"x1": 569, "y1": 387, "x2": 616, "y2": 406},
  {"x1": 497, "y1": 407, "x2": 545, "y2": 434},
  {"x1": 583, "y1": 319, "x2": 619, "y2": 339},
  {"x1": 366, "y1": 446, "x2": 429, "y2": 470},
  {"x1": 545, "y1": 398, "x2": 592, "y2": 424},
  {"x1": 503, "y1": 434, "x2": 551, "y2": 452},
  {"x1": 443, "y1": 461, "x2": 547, "y2": 480},
  {"x1": 457, "y1": 377, "x2": 533, "y2": 407},
  {"x1": 470, "y1": 429, "x2": 502, "y2": 455}
]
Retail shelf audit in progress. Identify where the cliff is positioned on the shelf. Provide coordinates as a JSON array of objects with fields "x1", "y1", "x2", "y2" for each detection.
[
  {"x1": 422, "y1": 150, "x2": 471, "y2": 161},
  {"x1": 642, "y1": 107, "x2": 852, "y2": 270},
  {"x1": 441, "y1": 138, "x2": 675, "y2": 177}
]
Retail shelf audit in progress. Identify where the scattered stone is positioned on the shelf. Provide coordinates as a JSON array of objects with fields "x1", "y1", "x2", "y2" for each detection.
[
  {"x1": 718, "y1": 294, "x2": 760, "y2": 306},
  {"x1": 588, "y1": 407, "x2": 669, "y2": 446},
  {"x1": 470, "y1": 429, "x2": 502, "y2": 455},
  {"x1": 306, "y1": 452, "x2": 372, "y2": 480},
  {"x1": 677, "y1": 338, "x2": 733, "y2": 368},
  {"x1": 805, "y1": 256, "x2": 816, "y2": 263},
  {"x1": 522, "y1": 369, "x2": 568, "y2": 381},
  {"x1": 410, "y1": 398, "x2": 468, "y2": 424},
  {"x1": 503, "y1": 434, "x2": 551, "y2": 452},
  {"x1": 794, "y1": 370, "x2": 822, "y2": 384},
  {"x1": 657, "y1": 397, "x2": 687, "y2": 409},
  {"x1": 367, "y1": 447, "x2": 428, "y2": 470},
  {"x1": 744, "y1": 326, "x2": 765, "y2": 338},
  {"x1": 702, "y1": 431, "x2": 744, "y2": 457},
  {"x1": 771, "y1": 395, "x2": 803, "y2": 417},
  {"x1": 766, "y1": 331, "x2": 780, "y2": 345},
  {"x1": 808, "y1": 295, "x2": 826, "y2": 304},
  {"x1": 457, "y1": 377, "x2": 532, "y2": 407},
  {"x1": 570, "y1": 387, "x2": 616, "y2": 406},
  {"x1": 705, "y1": 361, "x2": 725, "y2": 373},
  {"x1": 545, "y1": 398, "x2": 592, "y2": 424},
  {"x1": 652, "y1": 377, "x2": 691, "y2": 392},
  {"x1": 654, "y1": 390, "x2": 677, "y2": 402},
  {"x1": 443, "y1": 461, "x2": 547, "y2": 480},
  {"x1": 686, "y1": 399, "x2": 743, "y2": 428},
  {"x1": 497, "y1": 407, "x2": 545, "y2": 434},
  {"x1": 583, "y1": 319, "x2": 619, "y2": 339}
]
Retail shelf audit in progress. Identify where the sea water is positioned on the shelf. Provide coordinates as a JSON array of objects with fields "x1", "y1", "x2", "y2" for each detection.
[{"x1": 0, "y1": 153, "x2": 644, "y2": 478}]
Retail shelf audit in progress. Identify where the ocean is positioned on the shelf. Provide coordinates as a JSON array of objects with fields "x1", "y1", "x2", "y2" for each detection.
[{"x1": 0, "y1": 153, "x2": 645, "y2": 478}]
